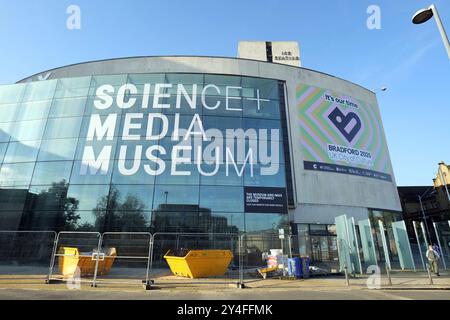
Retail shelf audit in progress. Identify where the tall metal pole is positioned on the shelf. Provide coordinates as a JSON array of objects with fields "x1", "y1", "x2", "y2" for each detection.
[
  {"x1": 430, "y1": 5, "x2": 450, "y2": 60},
  {"x1": 413, "y1": 221, "x2": 426, "y2": 271},
  {"x1": 418, "y1": 195, "x2": 432, "y2": 243}
]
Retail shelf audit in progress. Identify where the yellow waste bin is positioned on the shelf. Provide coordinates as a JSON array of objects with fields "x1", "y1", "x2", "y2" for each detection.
[
  {"x1": 164, "y1": 249, "x2": 233, "y2": 279},
  {"x1": 58, "y1": 247, "x2": 117, "y2": 277}
]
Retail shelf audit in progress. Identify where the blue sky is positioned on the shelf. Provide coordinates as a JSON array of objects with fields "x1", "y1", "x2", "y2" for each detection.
[{"x1": 0, "y1": 0, "x2": 448, "y2": 186}]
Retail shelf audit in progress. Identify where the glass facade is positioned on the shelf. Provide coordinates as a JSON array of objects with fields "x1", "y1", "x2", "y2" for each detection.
[{"x1": 0, "y1": 73, "x2": 289, "y2": 234}]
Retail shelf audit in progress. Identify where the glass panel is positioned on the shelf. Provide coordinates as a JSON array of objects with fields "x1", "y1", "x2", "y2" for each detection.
[
  {"x1": 128, "y1": 74, "x2": 166, "y2": 90},
  {"x1": 0, "y1": 162, "x2": 35, "y2": 187},
  {"x1": 202, "y1": 115, "x2": 243, "y2": 137},
  {"x1": 244, "y1": 118, "x2": 282, "y2": 134},
  {"x1": 244, "y1": 164, "x2": 285, "y2": 187},
  {"x1": 162, "y1": 95, "x2": 203, "y2": 115},
  {"x1": 26, "y1": 183, "x2": 71, "y2": 212},
  {"x1": 0, "y1": 188, "x2": 29, "y2": 211},
  {"x1": 49, "y1": 97, "x2": 87, "y2": 118},
  {"x1": 241, "y1": 77, "x2": 279, "y2": 100},
  {"x1": 84, "y1": 96, "x2": 124, "y2": 116},
  {"x1": 358, "y1": 219, "x2": 378, "y2": 267},
  {"x1": 109, "y1": 184, "x2": 153, "y2": 212},
  {"x1": 3, "y1": 140, "x2": 40, "y2": 163},
  {"x1": 392, "y1": 220, "x2": 415, "y2": 270},
  {"x1": 38, "y1": 138, "x2": 78, "y2": 161},
  {"x1": 153, "y1": 185, "x2": 199, "y2": 211},
  {"x1": 335, "y1": 214, "x2": 353, "y2": 273},
  {"x1": 17, "y1": 100, "x2": 52, "y2": 121},
  {"x1": 12, "y1": 119, "x2": 46, "y2": 141},
  {"x1": 199, "y1": 186, "x2": 243, "y2": 212},
  {"x1": 66, "y1": 184, "x2": 110, "y2": 211},
  {"x1": 0, "y1": 143, "x2": 7, "y2": 163},
  {"x1": 0, "y1": 103, "x2": 19, "y2": 123},
  {"x1": 74, "y1": 139, "x2": 117, "y2": 161},
  {"x1": 88, "y1": 74, "x2": 128, "y2": 96},
  {"x1": 43, "y1": 117, "x2": 82, "y2": 139},
  {"x1": 31, "y1": 161, "x2": 73, "y2": 185},
  {"x1": 0, "y1": 83, "x2": 26, "y2": 104},
  {"x1": 245, "y1": 213, "x2": 288, "y2": 233},
  {"x1": 80, "y1": 114, "x2": 120, "y2": 138},
  {"x1": 243, "y1": 99, "x2": 280, "y2": 119},
  {"x1": 0, "y1": 122, "x2": 13, "y2": 142},
  {"x1": 111, "y1": 159, "x2": 156, "y2": 185},
  {"x1": 103, "y1": 210, "x2": 151, "y2": 232},
  {"x1": 22, "y1": 80, "x2": 57, "y2": 102},
  {"x1": 199, "y1": 163, "x2": 243, "y2": 186},
  {"x1": 155, "y1": 162, "x2": 199, "y2": 185},
  {"x1": 202, "y1": 96, "x2": 242, "y2": 117},
  {"x1": 204, "y1": 74, "x2": 241, "y2": 86},
  {"x1": 0, "y1": 210, "x2": 24, "y2": 230},
  {"x1": 70, "y1": 160, "x2": 113, "y2": 184},
  {"x1": 54, "y1": 76, "x2": 91, "y2": 98}
]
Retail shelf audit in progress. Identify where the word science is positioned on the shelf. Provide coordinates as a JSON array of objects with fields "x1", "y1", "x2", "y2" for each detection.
[{"x1": 80, "y1": 82, "x2": 281, "y2": 178}]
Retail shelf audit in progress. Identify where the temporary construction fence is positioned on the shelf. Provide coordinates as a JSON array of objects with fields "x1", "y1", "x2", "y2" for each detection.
[
  {"x1": 0, "y1": 231, "x2": 57, "y2": 282},
  {"x1": 149, "y1": 232, "x2": 243, "y2": 288},
  {"x1": 93, "y1": 232, "x2": 152, "y2": 288},
  {"x1": 0, "y1": 230, "x2": 317, "y2": 289},
  {"x1": 239, "y1": 233, "x2": 303, "y2": 284},
  {"x1": 2, "y1": 228, "x2": 449, "y2": 290},
  {"x1": 47, "y1": 231, "x2": 102, "y2": 286}
]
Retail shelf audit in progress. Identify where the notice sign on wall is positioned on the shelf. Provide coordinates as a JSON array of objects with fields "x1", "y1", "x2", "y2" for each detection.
[{"x1": 244, "y1": 186, "x2": 287, "y2": 214}]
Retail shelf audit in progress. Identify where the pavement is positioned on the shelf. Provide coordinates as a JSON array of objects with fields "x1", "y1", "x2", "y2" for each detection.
[{"x1": 1, "y1": 268, "x2": 450, "y2": 300}]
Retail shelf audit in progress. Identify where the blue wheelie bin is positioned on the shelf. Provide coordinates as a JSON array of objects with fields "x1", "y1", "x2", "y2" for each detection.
[{"x1": 288, "y1": 257, "x2": 302, "y2": 278}]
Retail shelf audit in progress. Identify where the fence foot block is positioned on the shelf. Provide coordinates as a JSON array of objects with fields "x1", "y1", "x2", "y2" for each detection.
[
  {"x1": 237, "y1": 282, "x2": 246, "y2": 289},
  {"x1": 46, "y1": 279, "x2": 63, "y2": 284},
  {"x1": 142, "y1": 280, "x2": 154, "y2": 290}
]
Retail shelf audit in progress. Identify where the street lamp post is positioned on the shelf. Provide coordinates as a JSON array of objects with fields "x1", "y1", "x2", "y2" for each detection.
[
  {"x1": 412, "y1": 4, "x2": 450, "y2": 59},
  {"x1": 417, "y1": 185, "x2": 437, "y2": 244},
  {"x1": 372, "y1": 86, "x2": 388, "y2": 94},
  {"x1": 418, "y1": 194, "x2": 432, "y2": 243}
]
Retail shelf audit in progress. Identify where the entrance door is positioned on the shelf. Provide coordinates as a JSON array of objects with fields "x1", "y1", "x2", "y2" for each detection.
[{"x1": 311, "y1": 236, "x2": 336, "y2": 262}]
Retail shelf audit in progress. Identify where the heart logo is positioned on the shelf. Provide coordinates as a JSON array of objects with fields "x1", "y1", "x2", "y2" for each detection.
[{"x1": 328, "y1": 107, "x2": 362, "y2": 143}]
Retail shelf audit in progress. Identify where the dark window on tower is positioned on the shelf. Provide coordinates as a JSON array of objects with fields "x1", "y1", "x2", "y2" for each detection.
[
  {"x1": 266, "y1": 42, "x2": 273, "y2": 62},
  {"x1": 278, "y1": 81, "x2": 294, "y2": 207}
]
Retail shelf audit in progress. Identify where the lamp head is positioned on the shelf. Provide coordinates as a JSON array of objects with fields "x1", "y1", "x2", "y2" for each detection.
[{"x1": 412, "y1": 8, "x2": 434, "y2": 24}]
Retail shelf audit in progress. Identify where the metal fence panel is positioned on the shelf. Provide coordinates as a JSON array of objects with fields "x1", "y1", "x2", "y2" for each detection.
[
  {"x1": 0, "y1": 231, "x2": 57, "y2": 281},
  {"x1": 47, "y1": 231, "x2": 101, "y2": 286},
  {"x1": 240, "y1": 233, "x2": 293, "y2": 284},
  {"x1": 93, "y1": 232, "x2": 152, "y2": 288},
  {"x1": 149, "y1": 232, "x2": 241, "y2": 288}
]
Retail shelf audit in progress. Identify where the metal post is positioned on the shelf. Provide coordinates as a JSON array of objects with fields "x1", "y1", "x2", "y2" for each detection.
[
  {"x1": 378, "y1": 220, "x2": 391, "y2": 270},
  {"x1": 238, "y1": 234, "x2": 244, "y2": 288},
  {"x1": 420, "y1": 222, "x2": 430, "y2": 248},
  {"x1": 418, "y1": 195, "x2": 431, "y2": 243},
  {"x1": 91, "y1": 233, "x2": 103, "y2": 288},
  {"x1": 46, "y1": 232, "x2": 59, "y2": 283},
  {"x1": 144, "y1": 234, "x2": 153, "y2": 289},
  {"x1": 385, "y1": 264, "x2": 392, "y2": 287},
  {"x1": 413, "y1": 221, "x2": 427, "y2": 271},
  {"x1": 351, "y1": 217, "x2": 363, "y2": 275},
  {"x1": 288, "y1": 235, "x2": 293, "y2": 259},
  {"x1": 430, "y1": 5, "x2": 450, "y2": 60},
  {"x1": 344, "y1": 265, "x2": 350, "y2": 286},
  {"x1": 432, "y1": 222, "x2": 447, "y2": 270}
]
